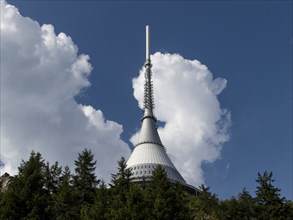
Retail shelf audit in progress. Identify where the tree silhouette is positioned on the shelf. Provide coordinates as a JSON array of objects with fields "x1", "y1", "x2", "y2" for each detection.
[
  {"x1": 0, "y1": 151, "x2": 50, "y2": 219},
  {"x1": 73, "y1": 148, "x2": 99, "y2": 206},
  {"x1": 255, "y1": 171, "x2": 291, "y2": 219}
]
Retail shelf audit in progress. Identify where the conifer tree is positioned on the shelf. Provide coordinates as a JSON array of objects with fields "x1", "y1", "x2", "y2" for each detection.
[
  {"x1": 147, "y1": 166, "x2": 189, "y2": 220},
  {"x1": 256, "y1": 171, "x2": 284, "y2": 205},
  {"x1": 44, "y1": 161, "x2": 62, "y2": 218},
  {"x1": 73, "y1": 148, "x2": 99, "y2": 206},
  {"x1": 110, "y1": 157, "x2": 132, "y2": 189},
  {"x1": 107, "y1": 157, "x2": 132, "y2": 220},
  {"x1": 255, "y1": 171, "x2": 289, "y2": 219},
  {"x1": 3, "y1": 149, "x2": 293, "y2": 220},
  {"x1": 44, "y1": 161, "x2": 62, "y2": 194},
  {"x1": 54, "y1": 166, "x2": 80, "y2": 220},
  {"x1": 236, "y1": 188, "x2": 256, "y2": 219},
  {"x1": 0, "y1": 151, "x2": 50, "y2": 219}
]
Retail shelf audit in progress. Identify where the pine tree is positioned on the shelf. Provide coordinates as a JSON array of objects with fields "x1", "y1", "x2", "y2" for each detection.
[
  {"x1": 0, "y1": 151, "x2": 50, "y2": 219},
  {"x1": 44, "y1": 161, "x2": 62, "y2": 194},
  {"x1": 236, "y1": 188, "x2": 256, "y2": 219},
  {"x1": 73, "y1": 148, "x2": 99, "y2": 206},
  {"x1": 255, "y1": 171, "x2": 288, "y2": 219},
  {"x1": 54, "y1": 166, "x2": 80, "y2": 220},
  {"x1": 110, "y1": 157, "x2": 132, "y2": 190},
  {"x1": 44, "y1": 161, "x2": 62, "y2": 219},
  {"x1": 147, "y1": 166, "x2": 189, "y2": 220},
  {"x1": 107, "y1": 157, "x2": 132, "y2": 220}
]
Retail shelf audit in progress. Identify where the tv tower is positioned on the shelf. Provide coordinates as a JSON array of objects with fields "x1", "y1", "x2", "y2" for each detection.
[{"x1": 126, "y1": 26, "x2": 199, "y2": 194}]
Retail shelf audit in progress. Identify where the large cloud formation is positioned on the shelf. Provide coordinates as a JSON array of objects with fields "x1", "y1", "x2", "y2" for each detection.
[
  {"x1": 0, "y1": 1, "x2": 129, "y2": 182},
  {"x1": 132, "y1": 52, "x2": 231, "y2": 186}
]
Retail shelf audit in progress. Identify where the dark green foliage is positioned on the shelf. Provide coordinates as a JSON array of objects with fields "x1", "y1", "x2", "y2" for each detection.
[
  {"x1": 44, "y1": 161, "x2": 63, "y2": 219},
  {"x1": 215, "y1": 172, "x2": 293, "y2": 220},
  {"x1": 110, "y1": 157, "x2": 132, "y2": 189},
  {"x1": 126, "y1": 184, "x2": 146, "y2": 220},
  {"x1": 53, "y1": 166, "x2": 80, "y2": 220},
  {"x1": 188, "y1": 184, "x2": 219, "y2": 220},
  {"x1": 235, "y1": 188, "x2": 256, "y2": 219},
  {"x1": 1, "y1": 151, "x2": 293, "y2": 220},
  {"x1": 255, "y1": 171, "x2": 291, "y2": 219},
  {"x1": 44, "y1": 161, "x2": 62, "y2": 194},
  {"x1": 107, "y1": 157, "x2": 132, "y2": 219},
  {"x1": 146, "y1": 166, "x2": 189, "y2": 219},
  {"x1": 213, "y1": 188, "x2": 256, "y2": 220},
  {"x1": 255, "y1": 171, "x2": 284, "y2": 205},
  {"x1": 107, "y1": 162, "x2": 189, "y2": 220},
  {"x1": 80, "y1": 181, "x2": 110, "y2": 220},
  {"x1": 73, "y1": 148, "x2": 99, "y2": 206},
  {"x1": 0, "y1": 151, "x2": 50, "y2": 219},
  {"x1": 89, "y1": 181, "x2": 109, "y2": 219}
]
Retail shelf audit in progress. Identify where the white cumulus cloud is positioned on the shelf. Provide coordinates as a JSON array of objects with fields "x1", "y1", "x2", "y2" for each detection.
[
  {"x1": 132, "y1": 52, "x2": 231, "y2": 186},
  {"x1": 0, "y1": 1, "x2": 129, "y2": 182}
]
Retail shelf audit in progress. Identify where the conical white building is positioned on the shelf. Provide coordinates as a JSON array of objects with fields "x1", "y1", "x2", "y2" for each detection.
[{"x1": 127, "y1": 26, "x2": 199, "y2": 194}]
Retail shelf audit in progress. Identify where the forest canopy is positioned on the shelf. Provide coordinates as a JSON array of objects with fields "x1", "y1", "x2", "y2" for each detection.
[{"x1": 0, "y1": 149, "x2": 292, "y2": 220}]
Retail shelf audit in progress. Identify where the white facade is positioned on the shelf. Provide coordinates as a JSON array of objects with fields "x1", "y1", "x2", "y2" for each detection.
[{"x1": 127, "y1": 117, "x2": 186, "y2": 183}]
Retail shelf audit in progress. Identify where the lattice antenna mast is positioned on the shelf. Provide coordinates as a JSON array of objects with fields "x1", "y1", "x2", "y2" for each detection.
[{"x1": 143, "y1": 25, "x2": 155, "y2": 118}]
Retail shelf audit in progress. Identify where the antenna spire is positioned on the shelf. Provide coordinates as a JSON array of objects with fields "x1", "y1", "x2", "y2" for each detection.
[
  {"x1": 143, "y1": 25, "x2": 155, "y2": 119},
  {"x1": 146, "y1": 25, "x2": 150, "y2": 60}
]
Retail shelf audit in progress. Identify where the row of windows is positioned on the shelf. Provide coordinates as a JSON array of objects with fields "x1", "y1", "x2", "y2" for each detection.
[
  {"x1": 132, "y1": 170, "x2": 153, "y2": 176},
  {"x1": 130, "y1": 164, "x2": 157, "y2": 176},
  {"x1": 131, "y1": 164, "x2": 157, "y2": 170},
  {"x1": 129, "y1": 165, "x2": 185, "y2": 183}
]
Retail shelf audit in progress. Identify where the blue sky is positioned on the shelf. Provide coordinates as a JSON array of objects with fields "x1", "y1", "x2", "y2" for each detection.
[{"x1": 1, "y1": 0, "x2": 292, "y2": 200}]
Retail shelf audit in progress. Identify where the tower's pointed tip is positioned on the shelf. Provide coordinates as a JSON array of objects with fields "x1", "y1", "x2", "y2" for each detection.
[{"x1": 146, "y1": 25, "x2": 150, "y2": 61}]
